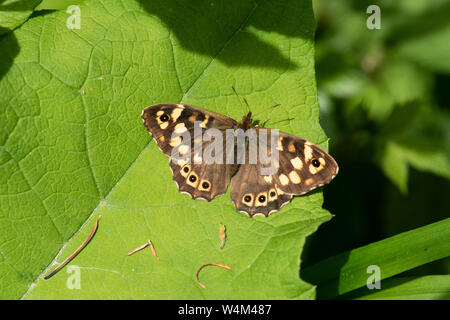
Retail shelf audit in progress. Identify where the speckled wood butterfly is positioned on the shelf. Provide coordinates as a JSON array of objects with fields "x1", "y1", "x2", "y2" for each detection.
[{"x1": 142, "y1": 103, "x2": 338, "y2": 217}]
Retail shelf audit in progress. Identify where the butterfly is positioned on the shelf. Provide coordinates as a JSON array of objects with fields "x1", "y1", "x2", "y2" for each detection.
[{"x1": 141, "y1": 103, "x2": 338, "y2": 217}]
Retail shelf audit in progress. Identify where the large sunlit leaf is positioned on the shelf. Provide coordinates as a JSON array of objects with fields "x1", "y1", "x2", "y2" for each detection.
[
  {"x1": 0, "y1": 0, "x2": 42, "y2": 35},
  {"x1": 0, "y1": 0, "x2": 333, "y2": 299}
]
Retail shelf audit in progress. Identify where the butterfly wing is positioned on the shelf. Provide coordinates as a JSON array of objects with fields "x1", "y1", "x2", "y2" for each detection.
[
  {"x1": 270, "y1": 130, "x2": 339, "y2": 195},
  {"x1": 142, "y1": 103, "x2": 238, "y2": 201},
  {"x1": 230, "y1": 162, "x2": 293, "y2": 217},
  {"x1": 230, "y1": 128, "x2": 338, "y2": 216},
  {"x1": 142, "y1": 103, "x2": 237, "y2": 155}
]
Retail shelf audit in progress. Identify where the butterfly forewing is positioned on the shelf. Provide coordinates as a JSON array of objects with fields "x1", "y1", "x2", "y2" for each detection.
[{"x1": 142, "y1": 104, "x2": 238, "y2": 201}]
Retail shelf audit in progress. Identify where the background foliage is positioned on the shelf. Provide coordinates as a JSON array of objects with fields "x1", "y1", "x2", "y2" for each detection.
[{"x1": 301, "y1": 0, "x2": 450, "y2": 299}]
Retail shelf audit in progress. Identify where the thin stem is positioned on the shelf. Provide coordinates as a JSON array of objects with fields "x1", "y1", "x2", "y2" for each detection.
[
  {"x1": 195, "y1": 262, "x2": 231, "y2": 289},
  {"x1": 127, "y1": 242, "x2": 149, "y2": 256},
  {"x1": 44, "y1": 215, "x2": 102, "y2": 279}
]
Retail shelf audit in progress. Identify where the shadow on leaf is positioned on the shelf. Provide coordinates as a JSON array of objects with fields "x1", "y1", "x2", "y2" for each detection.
[{"x1": 138, "y1": 0, "x2": 316, "y2": 70}]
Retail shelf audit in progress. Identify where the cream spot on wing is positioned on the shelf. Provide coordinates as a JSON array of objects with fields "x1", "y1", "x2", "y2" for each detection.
[
  {"x1": 180, "y1": 164, "x2": 191, "y2": 177},
  {"x1": 305, "y1": 178, "x2": 313, "y2": 186},
  {"x1": 309, "y1": 165, "x2": 317, "y2": 174},
  {"x1": 176, "y1": 159, "x2": 188, "y2": 166},
  {"x1": 319, "y1": 157, "x2": 326, "y2": 165},
  {"x1": 255, "y1": 192, "x2": 268, "y2": 206},
  {"x1": 304, "y1": 145, "x2": 313, "y2": 162},
  {"x1": 275, "y1": 185, "x2": 284, "y2": 195},
  {"x1": 186, "y1": 171, "x2": 199, "y2": 188},
  {"x1": 277, "y1": 137, "x2": 283, "y2": 151},
  {"x1": 174, "y1": 123, "x2": 187, "y2": 133},
  {"x1": 264, "y1": 176, "x2": 272, "y2": 183},
  {"x1": 290, "y1": 157, "x2": 303, "y2": 170},
  {"x1": 273, "y1": 159, "x2": 280, "y2": 168},
  {"x1": 253, "y1": 212, "x2": 266, "y2": 217},
  {"x1": 198, "y1": 179, "x2": 211, "y2": 191},
  {"x1": 156, "y1": 111, "x2": 170, "y2": 129},
  {"x1": 177, "y1": 104, "x2": 184, "y2": 109},
  {"x1": 279, "y1": 174, "x2": 289, "y2": 186},
  {"x1": 200, "y1": 115, "x2": 210, "y2": 128},
  {"x1": 289, "y1": 171, "x2": 301, "y2": 184},
  {"x1": 242, "y1": 194, "x2": 254, "y2": 206},
  {"x1": 159, "y1": 136, "x2": 165, "y2": 142},
  {"x1": 288, "y1": 142, "x2": 295, "y2": 152},
  {"x1": 160, "y1": 122, "x2": 169, "y2": 129},
  {"x1": 171, "y1": 108, "x2": 183, "y2": 122},
  {"x1": 268, "y1": 189, "x2": 277, "y2": 201},
  {"x1": 178, "y1": 144, "x2": 189, "y2": 155},
  {"x1": 193, "y1": 153, "x2": 202, "y2": 163},
  {"x1": 188, "y1": 114, "x2": 196, "y2": 122},
  {"x1": 169, "y1": 136, "x2": 182, "y2": 147}
]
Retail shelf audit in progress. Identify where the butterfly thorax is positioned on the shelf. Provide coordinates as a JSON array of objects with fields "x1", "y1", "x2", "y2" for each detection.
[{"x1": 237, "y1": 112, "x2": 253, "y2": 129}]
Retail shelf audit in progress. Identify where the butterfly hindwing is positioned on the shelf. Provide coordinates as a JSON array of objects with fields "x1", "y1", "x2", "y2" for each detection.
[
  {"x1": 229, "y1": 128, "x2": 338, "y2": 216},
  {"x1": 171, "y1": 162, "x2": 237, "y2": 201},
  {"x1": 230, "y1": 161, "x2": 293, "y2": 217}
]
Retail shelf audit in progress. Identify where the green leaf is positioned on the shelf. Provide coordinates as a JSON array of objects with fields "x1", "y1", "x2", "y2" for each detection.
[
  {"x1": 381, "y1": 61, "x2": 430, "y2": 106},
  {"x1": 0, "y1": 0, "x2": 42, "y2": 35},
  {"x1": 377, "y1": 140, "x2": 409, "y2": 194},
  {"x1": 35, "y1": 0, "x2": 85, "y2": 10},
  {"x1": 0, "y1": 0, "x2": 331, "y2": 299},
  {"x1": 376, "y1": 103, "x2": 450, "y2": 193},
  {"x1": 393, "y1": 6, "x2": 450, "y2": 73},
  {"x1": 302, "y1": 218, "x2": 450, "y2": 299},
  {"x1": 395, "y1": 137, "x2": 450, "y2": 181},
  {"x1": 353, "y1": 276, "x2": 450, "y2": 300}
]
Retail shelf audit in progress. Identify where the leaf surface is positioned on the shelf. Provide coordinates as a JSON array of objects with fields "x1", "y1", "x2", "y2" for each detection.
[
  {"x1": 0, "y1": 0, "x2": 42, "y2": 35},
  {"x1": 0, "y1": 0, "x2": 331, "y2": 299}
]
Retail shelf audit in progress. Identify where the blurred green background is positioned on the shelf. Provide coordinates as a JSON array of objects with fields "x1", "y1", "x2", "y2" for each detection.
[{"x1": 302, "y1": 0, "x2": 450, "y2": 294}]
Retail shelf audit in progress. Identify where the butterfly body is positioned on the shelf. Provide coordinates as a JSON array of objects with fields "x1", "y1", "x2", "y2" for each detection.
[{"x1": 142, "y1": 103, "x2": 338, "y2": 217}]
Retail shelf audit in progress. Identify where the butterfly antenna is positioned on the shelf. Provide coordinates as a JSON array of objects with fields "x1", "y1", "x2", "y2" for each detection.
[
  {"x1": 231, "y1": 85, "x2": 251, "y2": 113},
  {"x1": 253, "y1": 103, "x2": 281, "y2": 117}
]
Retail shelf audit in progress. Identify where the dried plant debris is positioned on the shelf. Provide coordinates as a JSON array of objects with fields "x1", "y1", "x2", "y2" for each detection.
[
  {"x1": 44, "y1": 215, "x2": 102, "y2": 280},
  {"x1": 127, "y1": 242, "x2": 149, "y2": 256},
  {"x1": 195, "y1": 262, "x2": 231, "y2": 289},
  {"x1": 127, "y1": 240, "x2": 159, "y2": 261},
  {"x1": 148, "y1": 240, "x2": 160, "y2": 261},
  {"x1": 219, "y1": 222, "x2": 226, "y2": 249}
]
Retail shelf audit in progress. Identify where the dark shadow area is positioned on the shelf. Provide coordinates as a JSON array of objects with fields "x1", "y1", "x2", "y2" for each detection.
[
  {"x1": 0, "y1": 0, "x2": 41, "y2": 11},
  {"x1": 300, "y1": 162, "x2": 383, "y2": 299},
  {"x1": 384, "y1": 2, "x2": 450, "y2": 45},
  {"x1": 138, "y1": 0, "x2": 317, "y2": 70},
  {"x1": 0, "y1": 9, "x2": 56, "y2": 83},
  {"x1": 301, "y1": 163, "x2": 450, "y2": 299},
  {"x1": 0, "y1": 28, "x2": 20, "y2": 83}
]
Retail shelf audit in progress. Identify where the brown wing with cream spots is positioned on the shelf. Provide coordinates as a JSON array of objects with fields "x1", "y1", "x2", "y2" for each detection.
[
  {"x1": 230, "y1": 127, "x2": 338, "y2": 216},
  {"x1": 171, "y1": 161, "x2": 238, "y2": 201},
  {"x1": 263, "y1": 129, "x2": 339, "y2": 196},
  {"x1": 230, "y1": 161, "x2": 292, "y2": 217},
  {"x1": 142, "y1": 103, "x2": 238, "y2": 201},
  {"x1": 141, "y1": 103, "x2": 237, "y2": 156}
]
